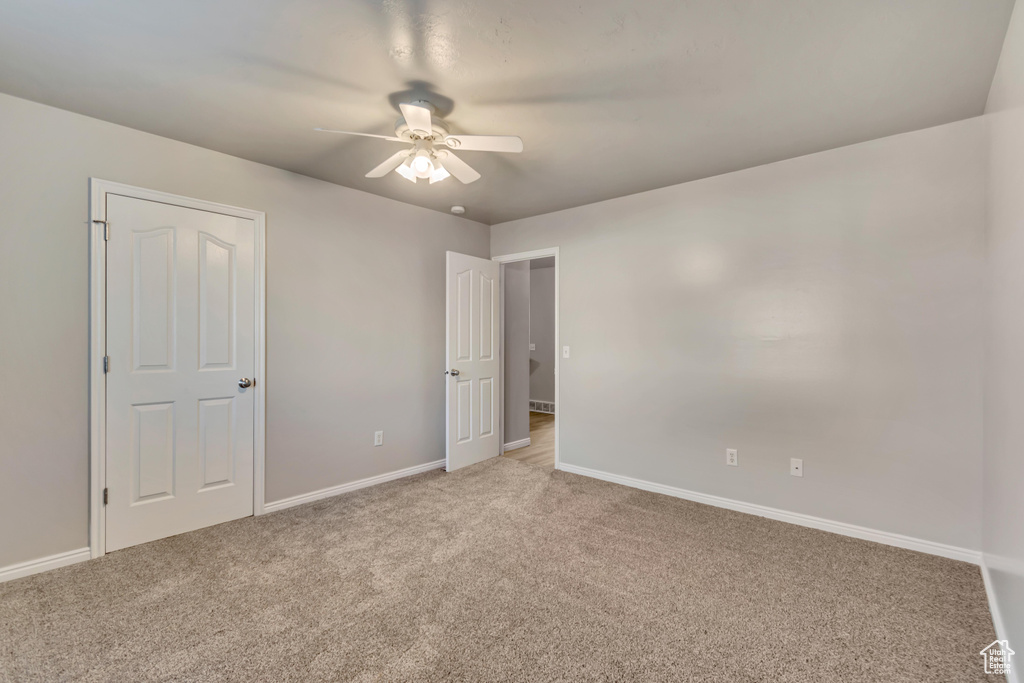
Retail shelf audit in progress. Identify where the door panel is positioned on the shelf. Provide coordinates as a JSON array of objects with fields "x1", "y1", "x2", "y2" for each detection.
[
  {"x1": 456, "y1": 269, "x2": 472, "y2": 362},
  {"x1": 198, "y1": 397, "x2": 235, "y2": 489},
  {"x1": 106, "y1": 193, "x2": 255, "y2": 552},
  {"x1": 132, "y1": 402, "x2": 175, "y2": 502},
  {"x1": 456, "y1": 380, "x2": 472, "y2": 444},
  {"x1": 480, "y1": 272, "x2": 494, "y2": 361},
  {"x1": 446, "y1": 251, "x2": 500, "y2": 471},
  {"x1": 479, "y1": 378, "x2": 494, "y2": 437},
  {"x1": 133, "y1": 228, "x2": 175, "y2": 371},
  {"x1": 198, "y1": 232, "x2": 235, "y2": 369}
]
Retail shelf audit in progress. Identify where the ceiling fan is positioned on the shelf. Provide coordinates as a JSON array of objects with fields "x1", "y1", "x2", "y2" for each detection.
[{"x1": 315, "y1": 101, "x2": 523, "y2": 185}]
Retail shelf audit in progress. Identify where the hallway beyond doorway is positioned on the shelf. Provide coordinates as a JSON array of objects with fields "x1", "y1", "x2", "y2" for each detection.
[{"x1": 502, "y1": 412, "x2": 555, "y2": 469}]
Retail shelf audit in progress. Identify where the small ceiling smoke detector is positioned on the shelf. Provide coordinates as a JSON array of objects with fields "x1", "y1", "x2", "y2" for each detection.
[{"x1": 450, "y1": 205, "x2": 466, "y2": 215}]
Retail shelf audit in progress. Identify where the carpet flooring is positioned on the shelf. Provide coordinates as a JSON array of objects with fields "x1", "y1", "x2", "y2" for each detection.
[{"x1": 0, "y1": 458, "x2": 995, "y2": 682}]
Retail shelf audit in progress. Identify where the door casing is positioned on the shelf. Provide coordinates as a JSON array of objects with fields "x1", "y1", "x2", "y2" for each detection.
[
  {"x1": 88, "y1": 179, "x2": 267, "y2": 558},
  {"x1": 493, "y1": 248, "x2": 560, "y2": 470}
]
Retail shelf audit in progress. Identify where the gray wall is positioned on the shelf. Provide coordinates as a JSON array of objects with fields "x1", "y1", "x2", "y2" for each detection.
[
  {"x1": 984, "y1": 0, "x2": 1024, "y2": 655},
  {"x1": 529, "y1": 265, "x2": 556, "y2": 403},
  {"x1": 502, "y1": 262, "x2": 531, "y2": 445},
  {"x1": 0, "y1": 92, "x2": 489, "y2": 568},
  {"x1": 493, "y1": 119, "x2": 986, "y2": 550}
]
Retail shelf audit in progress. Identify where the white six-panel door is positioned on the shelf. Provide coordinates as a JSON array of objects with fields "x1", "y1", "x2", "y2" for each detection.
[
  {"x1": 105, "y1": 194, "x2": 256, "y2": 551},
  {"x1": 446, "y1": 252, "x2": 500, "y2": 471}
]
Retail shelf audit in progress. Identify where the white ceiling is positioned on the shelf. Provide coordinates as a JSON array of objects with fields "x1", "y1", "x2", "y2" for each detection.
[{"x1": 0, "y1": 0, "x2": 1013, "y2": 224}]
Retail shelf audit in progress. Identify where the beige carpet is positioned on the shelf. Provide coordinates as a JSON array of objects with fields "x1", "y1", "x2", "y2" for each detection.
[{"x1": 0, "y1": 458, "x2": 995, "y2": 682}]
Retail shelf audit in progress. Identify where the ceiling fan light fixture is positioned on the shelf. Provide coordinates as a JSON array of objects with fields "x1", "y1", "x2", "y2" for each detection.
[
  {"x1": 429, "y1": 163, "x2": 450, "y2": 184},
  {"x1": 411, "y1": 150, "x2": 434, "y2": 178},
  {"x1": 395, "y1": 158, "x2": 417, "y2": 182}
]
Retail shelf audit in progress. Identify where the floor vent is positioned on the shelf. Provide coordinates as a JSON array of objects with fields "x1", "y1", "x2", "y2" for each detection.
[{"x1": 529, "y1": 400, "x2": 555, "y2": 414}]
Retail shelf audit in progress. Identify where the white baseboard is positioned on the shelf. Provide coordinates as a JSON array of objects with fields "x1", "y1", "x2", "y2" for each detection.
[
  {"x1": 264, "y1": 459, "x2": 445, "y2": 514},
  {"x1": 980, "y1": 556, "x2": 1021, "y2": 683},
  {"x1": 558, "y1": 463, "x2": 981, "y2": 565},
  {"x1": 0, "y1": 547, "x2": 92, "y2": 584},
  {"x1": 504, "y1": 437, "x2": 531, "y2": 451}
]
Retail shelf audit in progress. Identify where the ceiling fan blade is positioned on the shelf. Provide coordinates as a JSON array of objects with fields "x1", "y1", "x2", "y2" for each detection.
[
  {"x1": 365, "y1": 150, "x2": 412, "y2": 178},
  {"x1": 315, "y1": 128, "x2": 404, "y2": 142},
  {"x1": 399, "y1": 102, "x2": 433, "y2": 136},
  {"x1": 438, "y1": 151, "x2": 481, "y2": 184},
  {"x1": 444, "y1": 135, "x2": 524, "y2": 153}
]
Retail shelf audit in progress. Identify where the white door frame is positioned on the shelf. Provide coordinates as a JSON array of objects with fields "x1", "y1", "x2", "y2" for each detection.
[
  {"x1": 88, "y1": 179, "x2": 267, "y2": 558},
  {"x1": 493, "y1": 248, "x2": 560, "y2": 470}
]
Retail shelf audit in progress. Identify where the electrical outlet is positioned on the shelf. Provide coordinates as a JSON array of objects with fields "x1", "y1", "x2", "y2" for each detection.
[
  {"x1": 790, "y1": 458, "x2": 803, "y2": 477},
  {"x1": 374, "y1": 431, "x2": 383, "y2": 447},
  {"x1": 529, "y1": 343, "x2": 536, "y2": 351},
  {"x1": 726, "y1": 448, "x2": 738, "y2": 467}
]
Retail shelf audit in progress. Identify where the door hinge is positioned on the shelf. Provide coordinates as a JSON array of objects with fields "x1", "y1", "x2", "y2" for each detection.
[
  {"x1": 92, "y1": 219, "x2": 109, "y2": 240},
  {"x1": 103, "y1": 355, "x2": 109, "y2": 373},
  {"x1": 103, "y1": 488, "x2": 108, "y2": 505}
]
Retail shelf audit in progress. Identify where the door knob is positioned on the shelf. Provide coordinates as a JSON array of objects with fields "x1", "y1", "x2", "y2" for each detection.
[
  {"x1": 449, "y1": 369, "x2": 460, "y2": 376},
  {"x1": 238, "y1": 378, "x2": 253, "y2": 388}
]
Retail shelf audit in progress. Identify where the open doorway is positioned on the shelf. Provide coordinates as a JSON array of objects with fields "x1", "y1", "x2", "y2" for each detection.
[{"x1": 497, "y1": 251, "x2": 558, "y2": 470}]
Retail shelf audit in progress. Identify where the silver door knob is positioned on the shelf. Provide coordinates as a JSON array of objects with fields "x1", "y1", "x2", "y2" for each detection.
[
  {"x1": 238, "y1": 378, "x2": 253, "y2": 388},
  {"x1": 449, "y1": 369, "x2": 460, "y2": 376}
]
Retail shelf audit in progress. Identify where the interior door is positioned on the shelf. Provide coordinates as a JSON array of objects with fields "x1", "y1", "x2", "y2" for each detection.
[
  {"x1": 105, "y1": 193, "x2": 256, "y2": 552},
  {"x1": 446, "y1": 251, "x2": 500, "y2": 471}
]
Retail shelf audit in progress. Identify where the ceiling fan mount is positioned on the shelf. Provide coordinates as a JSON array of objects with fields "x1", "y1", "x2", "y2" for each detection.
[{"x1": 315, "y1": 100, "x2": 523, "y2": 185}]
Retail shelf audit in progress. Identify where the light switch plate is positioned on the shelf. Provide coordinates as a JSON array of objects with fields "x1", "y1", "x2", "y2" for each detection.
[
  {"x1": 529, "y1": 343, "x2": 536, "y2": 351},
  {"x1": 790, "y1": 458, "x2": 803, "y2": 477},
  {"x1": 562, "y1": 346, "x2": 570, "y2": 358}
]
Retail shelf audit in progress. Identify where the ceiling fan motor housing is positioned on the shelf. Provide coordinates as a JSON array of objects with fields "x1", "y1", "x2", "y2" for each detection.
[{"x1": 395, "y1": 118, "x2": 449, "y2": 143}]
